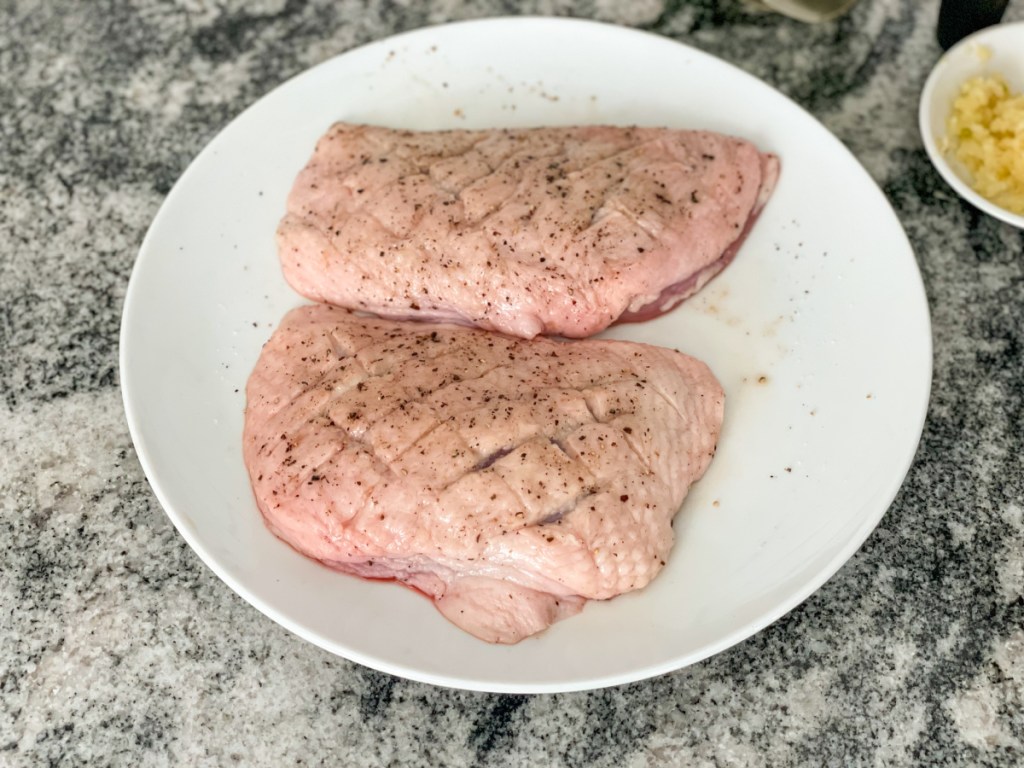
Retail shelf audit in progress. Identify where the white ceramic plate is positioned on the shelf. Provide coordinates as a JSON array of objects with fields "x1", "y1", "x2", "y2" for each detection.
[
  {"x1": 120, "y1": 17, "x2": 932, "y2": 693},
  {"x1": 919, "y1": 21, "x2": 1024, "y2": 229}
]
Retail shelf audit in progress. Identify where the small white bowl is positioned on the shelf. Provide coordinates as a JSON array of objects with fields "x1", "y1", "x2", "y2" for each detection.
[{"x1": 919, "y1": 21, "x2": 1024, "y2": 228}]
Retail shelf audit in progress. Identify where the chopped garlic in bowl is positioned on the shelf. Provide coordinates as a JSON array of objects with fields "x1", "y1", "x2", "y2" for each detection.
[
  {"x1": 920, "y1": 22, "x2": 1024, "y2": 229},
  {"x1": 947, "y1": 74, "x2": 1024, "y2": 215}
]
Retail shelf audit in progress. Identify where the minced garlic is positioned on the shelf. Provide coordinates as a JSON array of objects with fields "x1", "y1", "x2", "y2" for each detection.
[{"x1": 946, "y1": 74, "x2": 1024, "y2": 215}]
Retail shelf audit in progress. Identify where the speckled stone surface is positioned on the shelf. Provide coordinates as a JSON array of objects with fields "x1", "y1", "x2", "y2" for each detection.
[{"x1": 2, "y1": 0, "x2": 1024, "y2": 765}]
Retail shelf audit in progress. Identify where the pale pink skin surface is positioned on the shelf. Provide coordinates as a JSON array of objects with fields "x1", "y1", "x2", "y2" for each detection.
[
  {"x1": 278, "y1": 124, "x2": 779, "y2": 339},
  {"x1": 243, "y1": 305, "x2": 724, "y2": 643}
]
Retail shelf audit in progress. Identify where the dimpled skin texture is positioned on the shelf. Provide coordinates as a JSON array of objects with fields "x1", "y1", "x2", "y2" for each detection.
[
  {"x1": 243, "y1": 305, "x2": 724, "y2": 643},
  {"x1": 277, "y1": 123, "x2": 779, "y2": 339}
]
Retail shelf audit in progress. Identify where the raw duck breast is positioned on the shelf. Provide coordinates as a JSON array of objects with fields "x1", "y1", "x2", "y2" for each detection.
[
  {"x1": 243, "y1": 304, "x2": 724, "y2": 643},
  {"x1": 277, "y1": 123, "x2": 779, "y2": 339}
]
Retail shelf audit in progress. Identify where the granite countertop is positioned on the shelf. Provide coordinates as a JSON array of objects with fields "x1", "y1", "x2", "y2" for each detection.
[{"x1": 3, "y1": 0, "x2": 1024, "y2": 765}]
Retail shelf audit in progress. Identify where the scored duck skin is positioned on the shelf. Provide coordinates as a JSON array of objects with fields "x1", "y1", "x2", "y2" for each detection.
[
  {"x1": 277, "y1": 123, "x2": 779, "y2": 339},
  {"x1": 243, "y1": 304, "x2": 724, "y2": 643}
]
